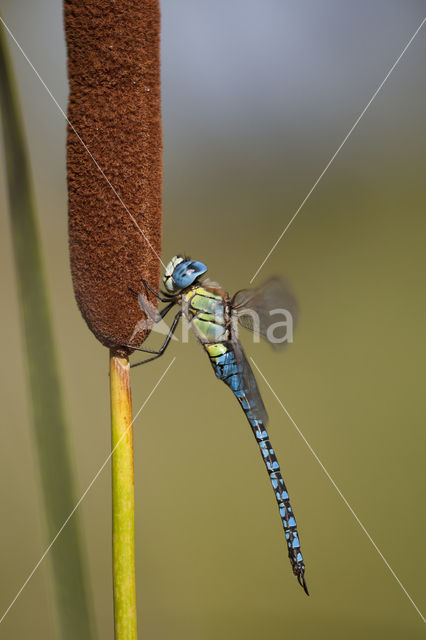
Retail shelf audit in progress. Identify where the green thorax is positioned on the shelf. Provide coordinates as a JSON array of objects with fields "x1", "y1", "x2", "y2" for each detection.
[{"x1": 181, "y1": 284, "x2": 231, "y2": 344}]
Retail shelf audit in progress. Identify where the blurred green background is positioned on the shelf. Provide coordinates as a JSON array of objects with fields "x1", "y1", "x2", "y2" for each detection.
[{"x1": 0, "y1": 0, "x2": 425, "y2": 638}]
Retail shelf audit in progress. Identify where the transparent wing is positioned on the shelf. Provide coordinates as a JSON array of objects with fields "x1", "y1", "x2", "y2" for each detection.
[
  {"x1": 231, "y1": 337, "x2": 269, "y2": 425},
  {"x1": 231, "y1": 277, "x2": 298, "y2": 349}
]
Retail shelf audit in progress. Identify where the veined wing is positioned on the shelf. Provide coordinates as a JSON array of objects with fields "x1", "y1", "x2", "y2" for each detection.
[
  {"x1": 231, "y1": 277, "x2": 298, "y2": 349},
  {"x1": 231, "y1": 337, "x2": 269, "y2": 425}
]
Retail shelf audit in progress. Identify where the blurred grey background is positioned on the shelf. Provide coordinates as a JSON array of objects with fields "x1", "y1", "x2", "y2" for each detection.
[{"x1": 0, "y1": 1, "x2": 425, "y2": 638}]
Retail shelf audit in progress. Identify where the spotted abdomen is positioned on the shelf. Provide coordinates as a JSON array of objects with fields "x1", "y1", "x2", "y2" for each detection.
[{"x1": 204, "y1": 340, "x2": 308, "y2": 593}]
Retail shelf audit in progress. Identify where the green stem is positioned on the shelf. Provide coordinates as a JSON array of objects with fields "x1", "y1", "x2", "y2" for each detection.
[
  {"x1": 0, "y1": 21, "x2": 95, "y2": 639},
  {"x1": 110, "y1": 353, "x2": 137, "y2": 639}
]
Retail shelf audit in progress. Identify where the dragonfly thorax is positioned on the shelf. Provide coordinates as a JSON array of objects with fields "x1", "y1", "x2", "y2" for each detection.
[{"x1": 181, "y1": 284, "x2": 231, "y2": 344}]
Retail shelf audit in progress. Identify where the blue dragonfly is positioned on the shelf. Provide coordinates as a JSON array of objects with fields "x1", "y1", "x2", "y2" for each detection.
[{"x1": 125, "y1": 255, "x2": 308, "y2": 595}]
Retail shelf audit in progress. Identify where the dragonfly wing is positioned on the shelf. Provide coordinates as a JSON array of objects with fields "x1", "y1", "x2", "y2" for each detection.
[
  {"x1": 231, "y1": 277, "x2": 298, "y2": 349},
  {"x1": 232, "y1": 337, "x2": 269, "y2": 425}
]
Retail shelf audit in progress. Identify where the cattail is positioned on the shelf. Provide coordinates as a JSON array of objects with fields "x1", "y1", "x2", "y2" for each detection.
[
  {"x1": 64, "y1": 2, "x2": 162, "y2": 637},
  {"x1": 65, "y1": 0, "x2": 162, "y2": 350}
]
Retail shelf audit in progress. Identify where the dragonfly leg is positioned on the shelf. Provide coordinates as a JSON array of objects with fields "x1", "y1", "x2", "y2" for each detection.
[
  {"x1": 127, "y1": 311, "x2": 182, "y2": 367},
  {"x1": 140, "y1": 277, "x2": 172, "y2": 303},
  {"x1": 157, "y1": 300, "x2": 176, "y2": 320},
  {"x1": 129, "y1": 284, "x2": 176, "y2": 323},
  {"x1": 140, "y1": 298, "x2": 176, "y2": 323}
]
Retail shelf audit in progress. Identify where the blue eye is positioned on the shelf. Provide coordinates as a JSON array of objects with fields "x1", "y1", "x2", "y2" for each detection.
[{"x1": 173, "y1": 260, "x2": 207, "y2": 289}]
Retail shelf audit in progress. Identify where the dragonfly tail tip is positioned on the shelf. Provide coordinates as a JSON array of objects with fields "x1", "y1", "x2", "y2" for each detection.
[{"x1": 297, "y1": 573, "x2": 309, "y2": 596}]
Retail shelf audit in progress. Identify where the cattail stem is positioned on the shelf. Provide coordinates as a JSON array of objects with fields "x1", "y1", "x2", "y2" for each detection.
[{"x1": 109, "y1": 353, "x2": 137, "y2": 639}]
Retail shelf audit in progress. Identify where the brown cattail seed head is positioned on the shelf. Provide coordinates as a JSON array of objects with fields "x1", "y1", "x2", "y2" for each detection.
[{"x1": 65, "y1": 0, "x2": 162, "y2": 351}]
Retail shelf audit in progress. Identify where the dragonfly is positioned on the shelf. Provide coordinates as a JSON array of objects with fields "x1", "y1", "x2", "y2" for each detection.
[{"x1": 125, "y1": 255, "x2": 308, "y2": 595}]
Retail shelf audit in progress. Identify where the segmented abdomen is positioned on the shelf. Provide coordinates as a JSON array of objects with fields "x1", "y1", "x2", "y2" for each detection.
[{"x1": 205, "y1": 341, "x2": 308, "y2": 593}]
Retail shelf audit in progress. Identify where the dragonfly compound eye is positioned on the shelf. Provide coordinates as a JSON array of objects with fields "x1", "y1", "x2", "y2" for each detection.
[{"x1": 172, "y1": 260, "x2": 208, "y2": 290}]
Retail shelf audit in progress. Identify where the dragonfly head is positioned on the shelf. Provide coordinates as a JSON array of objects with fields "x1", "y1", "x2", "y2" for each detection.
[{"x1": 163, "y1": 255, "x2": 208, "y2": 293}]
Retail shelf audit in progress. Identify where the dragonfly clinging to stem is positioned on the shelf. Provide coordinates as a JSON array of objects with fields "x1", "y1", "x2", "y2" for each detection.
[{"x1": 124, "y1": 255, "x2": 308, "y2": 595}]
